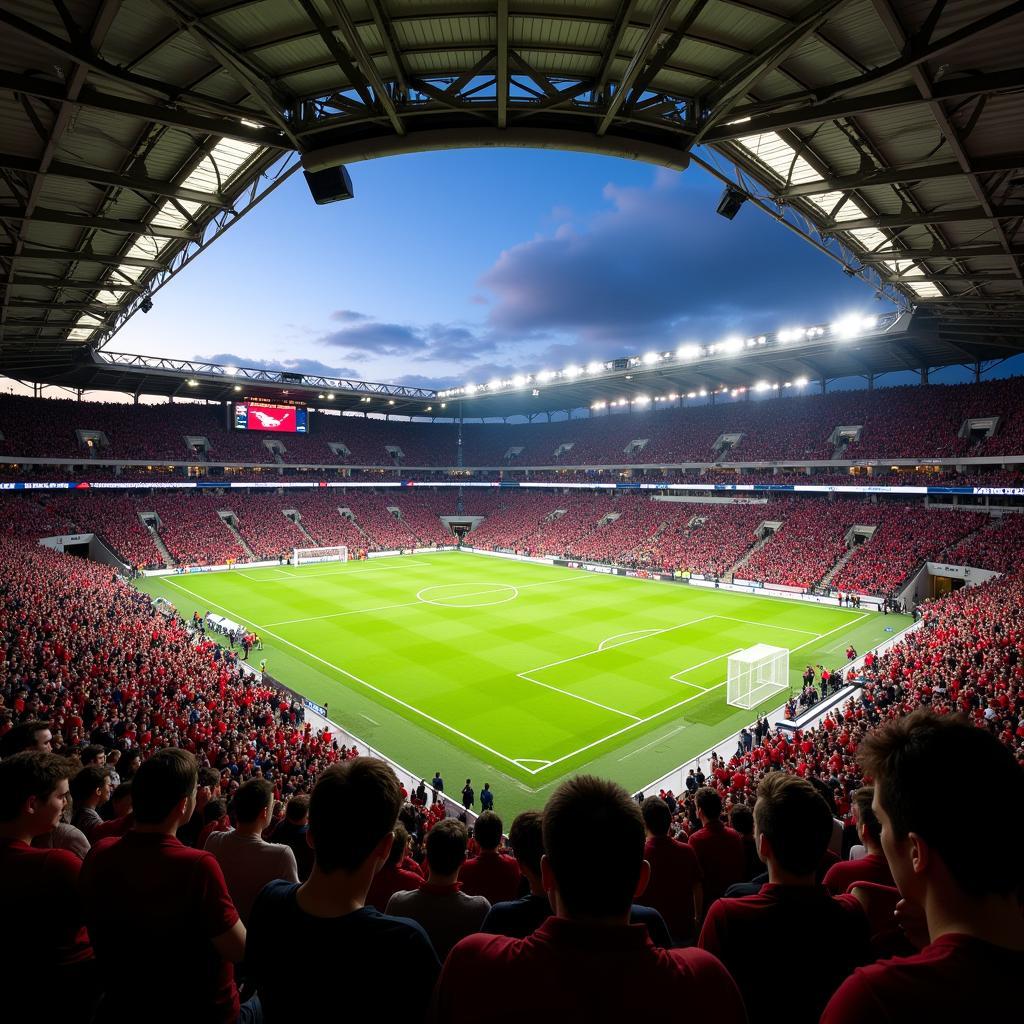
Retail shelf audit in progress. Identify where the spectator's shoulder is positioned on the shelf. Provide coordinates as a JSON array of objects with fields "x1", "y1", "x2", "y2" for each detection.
[
  {"x1": 821, "y1": 963, "x2": 888, "y2": 1022},
  {"x1": 447, "y1": 930, "x2": 518, "y2": 965}
]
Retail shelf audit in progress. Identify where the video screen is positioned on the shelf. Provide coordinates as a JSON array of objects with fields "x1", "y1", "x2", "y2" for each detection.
[{"x1": 234, "y1": 402, "x2": 308, "y2": 434}]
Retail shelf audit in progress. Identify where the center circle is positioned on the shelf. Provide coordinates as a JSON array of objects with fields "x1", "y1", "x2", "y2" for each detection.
[{"x1": 416, "y1": 582, "x2": 519, "y2": 608}]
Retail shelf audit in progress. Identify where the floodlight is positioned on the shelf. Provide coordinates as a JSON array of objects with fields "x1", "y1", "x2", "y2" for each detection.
[
  {"x1": 687, "y1": 391, "x2": 696, "y2": 399},
  {"x1": 676, "y1": 344, "x2": 701, "y2": 361},
  {"x1": 187, "y1": 379, "x2": 198, "y2": 387},
  {"x1": 564, "y1": 365, "x2": 582, "y2": 378},
  {"x1": 538, "y1": 370, "x2": 554, "y2": 383},
  {"x1": 233, "y1": 385, "x2": 241, "y2": 392},
  {"x1": 754, "y1": 380, "x2": 770, "y2": 392},
  {"x1": 642, "y1": 351, "x2": 659, "y2": 365},
  {"x1": 794, "y1": 376, "x2": 809, "y2": 388},
  {"x1": 488, "y1": 379, "x2": 502, "y2": 391},
  {"x1": 140, "y1": 295, "x2": 153, "y2": 314},
  {"x1": 225, "y1": 366, "x2": 238, "y2": 376},
  {"x1": 635, "y1": 394, "x2": 650, "y2": 404},
  {"x1": 512, "y1": 375, "x2": 527, "y2": 388},
  {"x1": 327, "y1": 394, "x2": 334, "y2": 399},
  {"x1": 699, "y1": 389, "x2": 708, "y2": 397},
  {"x1": 777, "y1": 327, "x2": 805, "y2": 343},
  {"x1": 586, "y1": 361, "x2": 604, "y2": 374},
  {"x1": 720, "y1": 337, "x2": 743, "y2": 355}
]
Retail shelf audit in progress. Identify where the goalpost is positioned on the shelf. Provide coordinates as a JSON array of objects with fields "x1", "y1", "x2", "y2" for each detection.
[
  {"x1": 727, "y1": 644, "x2": 789, "y2": 710},
  {"x1": 292, "y1": 545, "x2": 349, "y2": 565}
]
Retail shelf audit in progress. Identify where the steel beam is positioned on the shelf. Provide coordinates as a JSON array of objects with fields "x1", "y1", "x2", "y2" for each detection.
[
  {"x1": 856, "y1": 244, "x2": 1023, "y2": 262},
  {"x1": 0, "y1": 72, "x2": 288, "y2": 149},
  {"x1": 497, "y1": 0, "x2": 509, "y2": 128},
  {"x1": 824, "y1": 206, "x2": 1024, "y2": 231},
  {"x1": 705, "y1": 68, "x2": 1024, "y2": 143},
  {"x1": 0, "y1": 246, "x2": 165, "y2": 269},
  {"x1": 776, "y1": 154, "x2": 1024, "y2": 199},
  {"x1": 0, "y1": 153, "x2": 229, "y2": 208},
  {"x1": 597, "y1": 0, "x2": 681, "y2": 135},
  {"x1": 0, "y1": 206, "x2": 199, "y2": 240}
]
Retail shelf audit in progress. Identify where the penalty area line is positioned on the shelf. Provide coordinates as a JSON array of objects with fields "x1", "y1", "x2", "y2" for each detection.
[{"x1": 161, "y1": 577, "x2": 530, "y2": 775}]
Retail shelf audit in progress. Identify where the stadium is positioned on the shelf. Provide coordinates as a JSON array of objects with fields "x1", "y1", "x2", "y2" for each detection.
[{"x1": 1, "y1": 1, "x2": 1022, "y2": 1022}]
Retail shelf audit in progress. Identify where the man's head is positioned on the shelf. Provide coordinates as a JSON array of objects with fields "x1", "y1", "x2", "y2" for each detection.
[
  {"x1": 234, "y1": 777, "x2": 274, "y2": 827},
  {"x1": 70, "y1": 765, "x2": 112, "y2": 810},
  {"x1": 426, "y1": 819, "x2": 469, "y2": 879},
  {"x1": 308, "y1": 758, "x2": 403, "y2": 875},
  {"x1": 858, "y1": 709, "x2": 1023, "y2": 901},
  {"x1": 285, "y1": 795, "x2": 309, "y2": 824},
  {"x1": 542, "y1": 775, "x2": 648, "y2": 921},
  {"x1": 695, "y1": 787, "x2": 722, "y2": 825},
  {"x1": 385, "y1": 825, "x2": 410, "y2": 867},
  {"x1": 0, "y1": 720, "x2": 53, "y2": 758},
  {"x1": 729, "y1": 803, "x2": 754, "y2": 838},
  {"x1": 473, "y1": 810, "x2": 502, "y2": 852},
  {"x1": 508, "y1": 811, "x2": 544, "y2": 881},
  {"x1": 110, "y1": 782, "x2": 133, "y2": 818},
  {"x1": 0, "y1": 752, "x2": 75, "y2": 835},
  {"x1": 131, "y1": 749, "x2": 198, "y2": 828},
  {"x1": 196, "y1": 767, "x2": 221, "y2": 806},
  {"x1": 851, "y1": 787, "x2": 882, "y2": 852},
  {"x1": 79, "y1": 743, "x2": 106, "y2": 766},
  {"x1": 641, "y1": 796, "x2": 672, "y2": 837},
  {"x1": 753, "y1": 773, "x2": 832, "y2": 879}
]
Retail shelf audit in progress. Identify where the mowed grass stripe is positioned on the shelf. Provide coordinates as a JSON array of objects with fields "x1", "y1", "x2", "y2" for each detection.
[{"x1": 149, "y1": 553, "x2": 874, "y2": 781}]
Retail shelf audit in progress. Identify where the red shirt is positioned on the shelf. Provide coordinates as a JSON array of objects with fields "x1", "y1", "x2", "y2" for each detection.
[
  {"x1": 822, "y1": 852, "x2": 894, "y2": 896},
  {"x1": 688, "y1": 821, "x2": 748, "y2": 907},
  {"x1": 434, "y1": 916, "x2": 746, "y2": 1023},
  {"x1": 459, "y1": 849, "x2": 522, "y2": 905},
  {"x1": 0, "y1": 838, "x2": 92, "y2": 974},
  {"x1": 81, "y1": 832, "x2": 240, "y2": 1024},
  {"x1": 699, "y1": 884, "x2": 870, "y2": 1024},
  {"x1": 365, "y1": 862, "x2": 424, "y2": 911},
  {"x1": 92, "y1": 813, "x2": 134, "y2": 842},
  {"x1": 822, "y1": 933, "x2": 1024, "y2": 1023},
  {"x1": 643, "y1": 835, "x2": 703, "y2": 944}
]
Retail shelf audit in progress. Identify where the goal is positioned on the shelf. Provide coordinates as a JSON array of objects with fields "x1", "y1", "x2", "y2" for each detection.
[
  {"x1": 727, "y1": 644, "x2": 789, "y2": 710},
  {"x1": 292, "y1": 545, "x2": 348, "y2": 565}
]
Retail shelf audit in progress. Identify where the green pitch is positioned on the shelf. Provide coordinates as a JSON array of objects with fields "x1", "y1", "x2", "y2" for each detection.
[{"x1": 139, "y1": 552, "x2": 911, "y2": 817}]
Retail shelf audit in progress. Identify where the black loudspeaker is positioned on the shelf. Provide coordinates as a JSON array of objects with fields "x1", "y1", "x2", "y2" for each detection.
[
  {"x1": 303, "y1": 165, "x2": 354, "y2": 205},
  {"x1": 716, "y1": 186, "x2": 747, "y2": 220}
]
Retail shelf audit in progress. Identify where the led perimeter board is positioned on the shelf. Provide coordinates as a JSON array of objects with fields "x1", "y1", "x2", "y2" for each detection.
[{"x1": 234, "y1": 401, "x2": 308, "y2": 433}]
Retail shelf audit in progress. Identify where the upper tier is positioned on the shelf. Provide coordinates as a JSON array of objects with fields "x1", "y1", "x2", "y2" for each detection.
[{"x1": 3, "y1": 376, "x2": 1023, "y2": 467}]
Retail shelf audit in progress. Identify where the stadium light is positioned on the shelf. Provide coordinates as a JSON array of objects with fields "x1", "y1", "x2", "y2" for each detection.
[
  {"x1": 777, "y1": 327, "x2": 805, "y2": 343},
  {"x1": 794, "y1": 376, "x2": 809, "y2": 388},
  {"x1": 488, "y1": 379, "x2": 502, "y2": 391},
  {"x1": 225, "y1": 366, "x2": 238, "y2": 376},
  {"x1": 831, "y1": 314, "x2": 876, "y2": 339},
  {"x1": 564, "y1": 365, "x2": 582, "y2": 378},
  {"x1": 440, "y1": 403, "x2": 446, "y2": 408},
  {"x1": 327, "y1": 393, "x2": 334, "y2": 400},
  {"x1": 511, "y1": 375, "x2": 527, "y2": 388},
  {"x1": 698, "y1": 389, "x2": 708, "y2": 397},
  {"x1": 719, "y1": 337, "x2": 744, "y2": 355},
  {"x1": 676, "y1": 343, "x2": 701, "y2": 361},
  {"x1": 388, "y1": 399, "x2": 395, "y2": 405},
  {"x1": 754, "y1": 380, "x2": 770, "y2": 392},
  {"x1": 586, "y1": 361, "x2": 604, "y2": 374},
  {"x1": 187, "y1": 379, "x2": 198, "y2": 387},
  {"x1": 538, "y1": 370, "x2": 555, "y2": 383},
  {"x1": 635, "y1": 394, "x2": 650, "y2": 404},
  {"x1": 687, "y1": 391, "x2": 697, "y2": 399},
  {"x1": 642, "y1": 351, "x2": 659, "y2": 365},
  {"x1": 233, "y1": 385, "x2": 241, "y2": 392}
]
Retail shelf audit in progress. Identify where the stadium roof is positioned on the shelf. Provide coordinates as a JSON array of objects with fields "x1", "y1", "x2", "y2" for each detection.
[{"x1": 1, "y1": 0, "x2": 1023, "y2": 385}]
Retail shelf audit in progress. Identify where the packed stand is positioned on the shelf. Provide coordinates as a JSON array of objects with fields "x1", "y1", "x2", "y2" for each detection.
[{"x1": 943, "y1": 510, "x2": 1024, "y2": 573}]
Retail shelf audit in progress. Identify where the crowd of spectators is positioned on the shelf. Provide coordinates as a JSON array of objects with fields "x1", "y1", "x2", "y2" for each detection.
[
  {"x1": 1, "y1": 486, "x2": 1023, "y2": 1019},
  {"x1": 5, "y1": 375, "x2": 1024, "y2": 468}
]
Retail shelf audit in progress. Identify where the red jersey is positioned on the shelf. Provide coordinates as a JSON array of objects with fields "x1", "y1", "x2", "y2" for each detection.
[
  {"x1": 822, "y1": 933, "x2": 1024, "y2": 1023},
  {"x1": 434, "y1": 916, "x2": 746, "y2": 1023},
  {"x1": 822, "y1": 852, "x2": 894, "y2": 895},
  {"x1": 459, "y1": 849, "x2": 522, "y2": 905},
  {"x1": 642, "y1": 834, "x2": 703, "y2": 944},
  {"x1": 81, "y1": 832, "x2": 240, "y2": 1024},
  {"x1": 688, "y1": 821, "x2": 748, "y2": 907}
]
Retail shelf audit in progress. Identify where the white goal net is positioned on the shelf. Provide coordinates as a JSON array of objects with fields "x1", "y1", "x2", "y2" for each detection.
[
  {"x1": 727, "y1": 644, "x2": 789, "y2": 710},
  {"x1": 292, "y1": 545, "x2": 348, "y2": 565}
]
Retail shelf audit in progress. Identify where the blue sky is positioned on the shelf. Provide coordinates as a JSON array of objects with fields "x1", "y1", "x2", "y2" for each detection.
[{"x1": 114, "y1": 147, "x2": 914, "y2": 390}]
